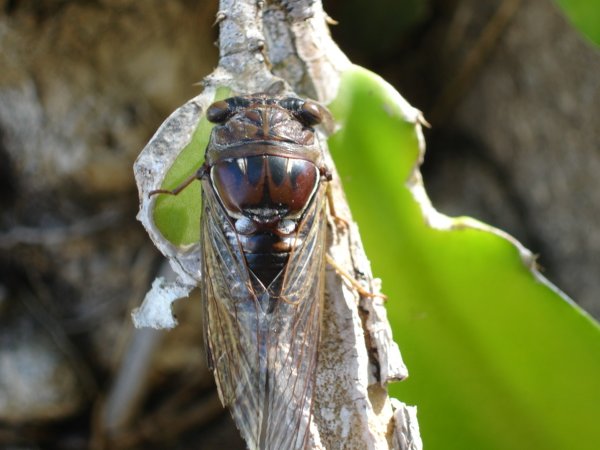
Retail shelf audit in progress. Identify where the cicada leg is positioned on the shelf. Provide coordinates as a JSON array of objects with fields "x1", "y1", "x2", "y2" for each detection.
[
  {"x1": 326, "y1": 186, "x2": 351, "y2": 229},
  {"x1": 322, "y1": 169, "x2": 384, "y2": 300},
  {"x1": 325, "y1": 254, "x2": 387, "y2": 300},
  {"x1": 321, "y1": 167, "x2": 349, "y2": 229},
  {"x1": 148, "y1": 164, "x2": 209, "y2": 198}
]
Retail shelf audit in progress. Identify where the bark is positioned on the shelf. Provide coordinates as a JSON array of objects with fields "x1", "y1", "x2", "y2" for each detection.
[{"x1": 133, "y1": 0, "x2": 420, "y2": 448}]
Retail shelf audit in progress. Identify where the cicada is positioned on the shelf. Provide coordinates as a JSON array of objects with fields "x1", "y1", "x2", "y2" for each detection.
[{"x1": 151, "y1": 95, "x2": 332, "y2": 449}]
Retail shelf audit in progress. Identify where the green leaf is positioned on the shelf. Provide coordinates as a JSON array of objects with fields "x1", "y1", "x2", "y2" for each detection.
[
  {"x1": 153, "y1": 87, "x2": 231, "y2": 245},
  {"x1": 152, "y1": 116, "x2": 208, "y2": 245},
  {"x1": 328, "y1": 65, "x2": 600, "y2": 450},
  {"x1": 554, "y1": 0, "x2": 600, "y2": 46}
]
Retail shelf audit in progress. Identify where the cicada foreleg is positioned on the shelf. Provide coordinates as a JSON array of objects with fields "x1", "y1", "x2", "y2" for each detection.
[{"x1": 148, "y1": 163, "x2": 209, "y2": 198}]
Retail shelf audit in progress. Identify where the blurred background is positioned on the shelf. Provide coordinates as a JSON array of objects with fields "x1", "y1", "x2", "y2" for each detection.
[{"x1": 0, "y1": 0, "x2": 597, "y2": 448}]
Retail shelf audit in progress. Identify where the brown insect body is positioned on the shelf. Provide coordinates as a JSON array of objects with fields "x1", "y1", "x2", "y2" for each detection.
[{"x1": 152, "y1": 95, "x2": 331, "y2": 449}]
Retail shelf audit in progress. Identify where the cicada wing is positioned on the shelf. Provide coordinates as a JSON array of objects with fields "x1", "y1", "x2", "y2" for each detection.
[
  {"x1": 200, "y1": 181, "x2": 327, "y2": 450},
  {"x1": 200, "y1": 182, "x2": 267, "y2": 449},
  {"x1": 261, "y1": 185, "x2": 328, "y2": 450}
]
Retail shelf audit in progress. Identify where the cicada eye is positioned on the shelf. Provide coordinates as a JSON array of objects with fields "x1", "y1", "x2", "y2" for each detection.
[
  {"x1": 206, "y1": 100, "x2": 233, "y2": 123},
  {"x1": 279, "y1": 98, "x2": 324, "y2": 127},
  {"x1": 298, "y1": 100, "x2": 323, "y2": 126},
  {"x1": 278, "y1": 97, "x2": 302, "y2": 111}
]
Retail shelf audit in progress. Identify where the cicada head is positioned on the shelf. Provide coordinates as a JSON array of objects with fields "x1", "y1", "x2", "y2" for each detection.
[{"x1": 204, "y1": 95, "x2": 330, "y2": 166}]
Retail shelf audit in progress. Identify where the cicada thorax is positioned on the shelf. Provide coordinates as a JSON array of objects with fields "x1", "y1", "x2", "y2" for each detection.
[{"x1": 205, "y1": 95, "x2": 328, "y2": 293}]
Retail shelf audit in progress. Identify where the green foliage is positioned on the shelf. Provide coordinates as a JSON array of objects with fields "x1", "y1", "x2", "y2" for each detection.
[
  {"x1": 152, "y1": 116, "x2": 209, "y2": 245},
  {"x1": 152, "y1": 87, "x2": 231, "y2": 244},
  {"x1": 328, "y1": 65, "x2": 600, "y2": 450},
  {"x1": 554, "y1": 0, "x2": 600, "y2": 46}
]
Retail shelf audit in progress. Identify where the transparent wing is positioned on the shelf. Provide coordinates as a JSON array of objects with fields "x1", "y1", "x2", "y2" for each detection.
[
  {"x1": 200, "y1": 180, "x2": 327, "y2": 450},
  {"x1": 200, "y1": 181, "x2": 264, "y2": 423}
]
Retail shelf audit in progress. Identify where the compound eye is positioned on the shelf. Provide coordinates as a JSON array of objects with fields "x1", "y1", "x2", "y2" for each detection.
[
  {"x1": 278, "y1": 97, "x2": 301, "y2": 110},
  {"x1": 206, "y1": 100, "x2": 233, "y2": 123},
  {"x1": 298, "y1": 100, "x2": 323, "y2": 126}
]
